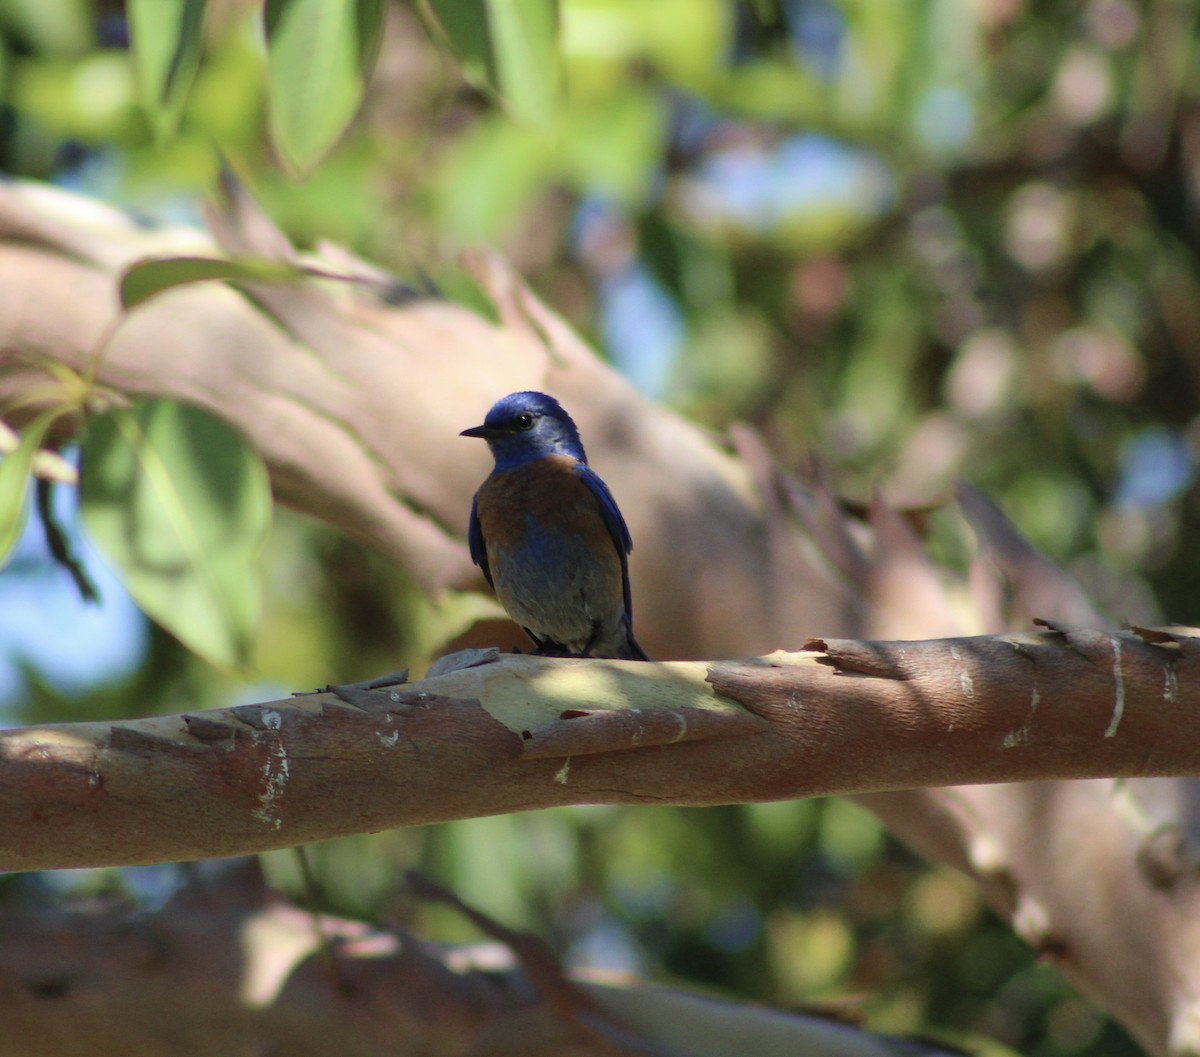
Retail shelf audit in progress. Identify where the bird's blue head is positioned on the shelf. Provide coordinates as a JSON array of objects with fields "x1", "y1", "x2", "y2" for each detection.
[{"x1": 460, "y1": 391, "x2": 588, "y2": 471}]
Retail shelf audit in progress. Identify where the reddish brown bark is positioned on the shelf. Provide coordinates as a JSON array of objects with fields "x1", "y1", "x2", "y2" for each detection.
[
  {"x1": 2, "y1": 625, "x2": 1196, "y2": 873},
  {"x1": 0, "y1": 866, "x2": 962, "y2": 1057}
]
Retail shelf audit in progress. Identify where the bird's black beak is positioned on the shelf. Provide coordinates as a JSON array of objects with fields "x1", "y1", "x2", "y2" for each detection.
[{"x1": 460, "y1": 424, "x2": 499, "y2": 440}]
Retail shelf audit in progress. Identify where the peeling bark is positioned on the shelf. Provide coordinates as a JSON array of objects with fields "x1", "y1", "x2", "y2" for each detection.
[{"x1": 2, "y1": 628, "x2": 1197, "y2": 873}]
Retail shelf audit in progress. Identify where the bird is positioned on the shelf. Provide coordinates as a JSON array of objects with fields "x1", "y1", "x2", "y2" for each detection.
[{"x1": 461, "y1": 391, "x2": 648, "y2": 661}]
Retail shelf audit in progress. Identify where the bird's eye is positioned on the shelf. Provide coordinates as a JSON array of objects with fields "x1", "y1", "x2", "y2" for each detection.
[{"x1": 514, "y1": 412, "x2": 535, "y2": 430}]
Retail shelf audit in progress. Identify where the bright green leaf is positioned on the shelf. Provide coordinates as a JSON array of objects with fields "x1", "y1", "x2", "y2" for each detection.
[
  {"x1": 436, "y1": 116, "x2": 557, "y2": 240},
  {"x1": 485, "y1": 0, "x2": 560, "y2": 125},
  {"x1": 264, "y1": 0, "x2": 385, "y2": 174},
  {"x1": 12, "y1": 52, "x2": 137, "y2": 143},
  {"x1": 119, "y1": 255, "x2": 304, "y2": 310},
  {"x1": 559, "y1": 90, "x2": 664, "y2": 201},
  {"x1": 424, "y1": 0, "x2": 560, "y2": 125},
  {"x1": 81, "y1": 400, "x2": 271, "y2": 673},
  {"x1": 127, "y1": 0, "x2": 208, "y2": 140},
  {"x1": 0, "y1": 0, "x2": 93, "y2": 57},
  {"x1": 0, "y1": 410, "x2": 58, "y2": 567}
]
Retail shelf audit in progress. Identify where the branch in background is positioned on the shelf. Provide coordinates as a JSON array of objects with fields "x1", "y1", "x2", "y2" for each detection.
[{"x1": 0, "y1": 863, "x2": 963, "y2": 1057}]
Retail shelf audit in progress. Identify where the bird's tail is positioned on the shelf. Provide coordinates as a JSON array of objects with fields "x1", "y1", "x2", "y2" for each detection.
[{"x1": 620, "y1": 633, "x2": 650, "y2": 661}]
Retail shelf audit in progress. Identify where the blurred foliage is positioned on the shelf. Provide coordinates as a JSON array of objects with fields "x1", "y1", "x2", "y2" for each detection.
[
  {"x1": 81, "y1": 399, "x2": 271, "y2": 672},
  {"x1": 2, "y1": 0, "x2": 1198, "y2": 1054}
]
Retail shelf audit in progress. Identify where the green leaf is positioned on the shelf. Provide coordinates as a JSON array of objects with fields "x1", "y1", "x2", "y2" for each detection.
[
  {"x1": 639, "y1": 211, "x2": 687, "y2": 304},
  {"x1": 119, "y1": 255, "x2": 304, "y2": 310},
  {"x1": 0, "y1": 411, "x2": 58, "y2": 567},
  {"x1": 423, "y1": 0, "x2": 493, "y2": 85},
  {"x1": 3, "y1": 0, "x2": 94, "y2": 57},
  {"x1": 431, "y1": 264, "x2": 500, "y2": 324},
  {"x1": 424, "y1": 0, "x2": 560, "y2": 125},
  {"x1": 127, "y1": 0, "x2": 208, "y2": 140},
  {"x1": 435, "y1": 116, "x2": 557, "y2": 240},
  {"x1": 559, "y1": 90, "x2": 664, "y2": 202},
  {"x1": 81, "y1": 400, "x2": 271, "y2": 673},
  {"x1": 484, "y1": 0, "x2": 560, "y2": 125},
  {"x1": 264, "y1": 0, "x2": 385, "y2": 175}
]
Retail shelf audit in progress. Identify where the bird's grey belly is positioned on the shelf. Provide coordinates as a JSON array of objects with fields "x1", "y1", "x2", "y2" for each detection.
[{"x1": 490, "y1": 529, "x2": 621, "y2": 652}]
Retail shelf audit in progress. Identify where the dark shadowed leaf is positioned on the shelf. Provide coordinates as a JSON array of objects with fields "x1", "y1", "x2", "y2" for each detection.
[
  {"x1": 423, "y1": 0, "x2": 493, "y2": 84},
  {"x1": 119, "y1": 255, "x2": 305, "y2": 309}
]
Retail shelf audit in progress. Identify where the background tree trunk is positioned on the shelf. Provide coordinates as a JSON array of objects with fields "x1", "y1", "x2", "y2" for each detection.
[{"x1": 2, "y1": 181, "x2": 1199, "y2": 1055}]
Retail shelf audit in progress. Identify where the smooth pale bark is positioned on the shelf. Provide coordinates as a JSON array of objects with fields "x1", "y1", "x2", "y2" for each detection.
[
  {"x1": 0, "y1": 179, "x2": 834, "y2": 663},
  {"x1": 2, "y1": 625, "x2": 1196, "y2": 872}
]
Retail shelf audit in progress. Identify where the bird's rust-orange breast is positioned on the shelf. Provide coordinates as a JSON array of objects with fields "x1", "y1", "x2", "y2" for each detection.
[{"x1": 475, "y1": 455, "x2": 619, "y2": 564}]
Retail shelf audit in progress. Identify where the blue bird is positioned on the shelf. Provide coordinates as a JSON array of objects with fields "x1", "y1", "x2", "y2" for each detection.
[{"x1": 461, "y1": 391, "x2": 648, "y2": 661}]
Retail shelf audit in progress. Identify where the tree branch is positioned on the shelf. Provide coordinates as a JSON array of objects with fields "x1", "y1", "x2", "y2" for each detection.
[
  {"x1": 0, "y1": 864, "x2": 963, "y2": 1057},
  {"x1": 3, "y1": 624, "x2": 1196, "y2": 873},
  {"x1": 0, "y1": 179, "x2": 827, "y2": 662}
]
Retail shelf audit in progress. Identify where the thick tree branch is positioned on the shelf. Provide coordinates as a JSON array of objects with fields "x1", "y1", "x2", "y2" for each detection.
[
  {"x1": 3, "y1": 625, "x2": 1196, "y2": 873},
  {"x1": 0, "y1": 179, "x2": 831, "y2": 662},
  {"x1": 0, "y1": 865, "x2": 962, "y2": 1057}
]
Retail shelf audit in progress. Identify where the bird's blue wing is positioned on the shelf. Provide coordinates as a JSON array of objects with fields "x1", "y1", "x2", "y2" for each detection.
[
  {"x1": 467, "y1": 493, "x2": 494, "y2": 589},
  {"x1": 575, "y1": 464, "x2": 634, "y2": 617}
]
